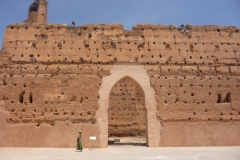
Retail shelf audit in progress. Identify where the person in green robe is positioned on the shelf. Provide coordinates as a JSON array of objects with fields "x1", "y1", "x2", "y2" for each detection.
[{"x1": 76, "y1": 131, "x2": 83, "y2": 151}]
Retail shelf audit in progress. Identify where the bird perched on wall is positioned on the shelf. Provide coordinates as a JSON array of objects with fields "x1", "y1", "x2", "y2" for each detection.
[
  {"x1": 179, "y1": 24, "x2": 184, "y2": 28},
  {"x1": 72, "y1": 21, "x2": 75, "y2": 26}
]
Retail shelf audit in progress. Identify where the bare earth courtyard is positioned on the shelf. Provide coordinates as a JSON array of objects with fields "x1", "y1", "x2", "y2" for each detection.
[{"x1": 0, "y1": 146, "x2": 240, "y2": 160}]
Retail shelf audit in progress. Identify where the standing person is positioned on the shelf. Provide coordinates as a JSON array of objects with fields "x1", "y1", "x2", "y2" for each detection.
[{"x1": 76, "y1": 131, "x2": 83, "y2": 152}]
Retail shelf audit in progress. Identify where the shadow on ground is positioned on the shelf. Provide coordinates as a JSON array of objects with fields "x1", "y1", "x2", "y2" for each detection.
[{"x1": 108, "y1": 140, "x2": 146, "y2": 146}]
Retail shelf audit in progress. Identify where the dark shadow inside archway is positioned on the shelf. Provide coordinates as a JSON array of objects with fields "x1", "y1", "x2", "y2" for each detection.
[{"x1": 108, "y1": 77, "x2": 147, "y2": 146}]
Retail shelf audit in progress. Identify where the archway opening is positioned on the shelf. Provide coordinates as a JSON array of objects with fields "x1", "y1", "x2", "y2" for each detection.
[{"x1": 108, "y1": 77, "x2": 146, "y2": 146}]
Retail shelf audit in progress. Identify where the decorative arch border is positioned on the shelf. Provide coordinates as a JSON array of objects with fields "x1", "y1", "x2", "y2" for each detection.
[{"x1": 96, "y1": 64, "x2": 161, "y2": 147}]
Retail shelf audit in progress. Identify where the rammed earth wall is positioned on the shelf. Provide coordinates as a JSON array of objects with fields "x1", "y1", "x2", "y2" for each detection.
[{"x1": 0, "y1": 0, "x2": 239, "y2": 148}]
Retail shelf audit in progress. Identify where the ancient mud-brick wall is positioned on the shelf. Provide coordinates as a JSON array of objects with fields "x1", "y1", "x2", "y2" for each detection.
[
  {"x1": 108, "y1": 77, "x2": 146, "y2": 137},
  {"x1": 0, "y1": 64, "x2": 108, "y2": 126},
  {"x1": 25, "y1": 0, "x2": 48, "y2": 24},
  {"x1": 147, "y1": 65, "x2": 240, "y2": 125},
  {"x1": 0, "y1": 23, "x2": 240, "y2": 143}
]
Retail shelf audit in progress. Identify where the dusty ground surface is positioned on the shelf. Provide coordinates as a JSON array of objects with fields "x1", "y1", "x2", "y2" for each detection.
[{"x1": 0, "y1": 146, "x2": 239, "y2": 160}]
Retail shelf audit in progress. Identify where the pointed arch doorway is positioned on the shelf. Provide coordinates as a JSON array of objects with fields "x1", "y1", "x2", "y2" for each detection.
[
  {"x1": 96, "y1": 64, "x2": 161, "y2": 147},
  {"x1": 108, "y1": 76, "x2": 146, "y2": 145}
]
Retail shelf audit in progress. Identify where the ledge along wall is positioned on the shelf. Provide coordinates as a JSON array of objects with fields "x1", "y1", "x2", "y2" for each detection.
[{"x1": 0, "y1": 21, "x2": 240, "y2": 147}]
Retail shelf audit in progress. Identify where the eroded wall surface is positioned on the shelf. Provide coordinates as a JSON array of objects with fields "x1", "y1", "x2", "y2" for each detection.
[
  {"x1": 0, "y1": 23, "x2": 240, "y2": 147},
  {"x1": 108, "y1": 77, "x2": 146, "y2": 137}
]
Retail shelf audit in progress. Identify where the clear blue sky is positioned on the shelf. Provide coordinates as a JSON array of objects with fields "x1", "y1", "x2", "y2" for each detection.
[{"x1": 0, "y1": 0, "x2": 240, "y2": 49}]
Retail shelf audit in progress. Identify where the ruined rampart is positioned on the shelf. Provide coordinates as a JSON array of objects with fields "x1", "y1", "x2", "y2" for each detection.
[{"x1": 0, "y1": 1, "x2": 239, "y2": 148}]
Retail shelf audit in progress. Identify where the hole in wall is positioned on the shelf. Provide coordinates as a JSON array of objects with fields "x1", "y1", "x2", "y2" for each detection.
[
  {"x1": 71, "y1": 96, "x2": 76, "y2": 102},
  {"x1": 32, "y1": 43, "x2": 36, "y2": 48},
  {"x1": 3, "y1": 79, "x2": 7, "y2": 86},
  {"x1": 165, "y1": 43, "x2": 171, "y2": 49},
  {"x1": 225, "y1": 93, "x2": 231, "y2": 103},
  {"x1": 190, "y1": 44, "x2": 194, "y2": 52},
  {"x1": 29, "y1": 92, "x2": 33, "y2": 103},
  {"x1": 19, "y1": 91, "x2": 25, "y2": 103},
  {"x1": 58, "y1": 42, "x2": 62, "y2": 49},
  {"x1": 80, "y1": 97, "x2": 83, "y2": 103}
]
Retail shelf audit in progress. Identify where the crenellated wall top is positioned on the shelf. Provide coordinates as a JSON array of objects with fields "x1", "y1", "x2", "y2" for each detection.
[{"x1": 6, "y1": 23, "x2": 239, "y2": 33}]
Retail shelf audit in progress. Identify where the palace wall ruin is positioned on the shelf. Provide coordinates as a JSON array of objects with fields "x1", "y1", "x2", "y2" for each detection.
[{"x1": 0, "y1": 0, "x2": 239, "y2": 148}]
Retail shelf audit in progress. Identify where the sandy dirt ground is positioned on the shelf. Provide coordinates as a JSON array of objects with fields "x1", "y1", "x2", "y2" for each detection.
[{"x1": 0, "y1": 146, "x2": 239, "y2": 160}]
